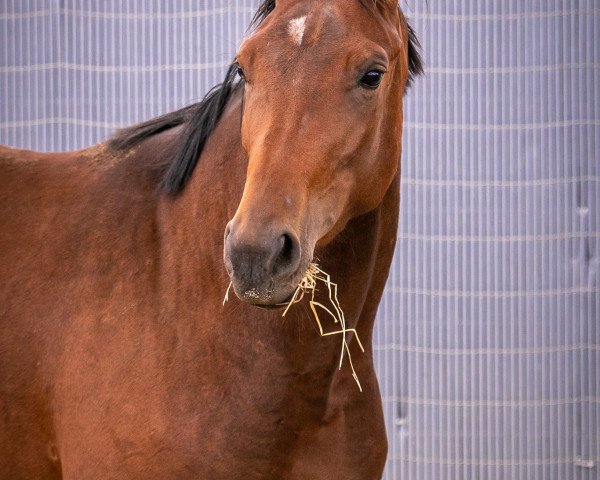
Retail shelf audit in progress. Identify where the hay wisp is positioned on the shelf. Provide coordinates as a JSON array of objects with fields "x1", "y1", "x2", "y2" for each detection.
[
  {"x1": 223, "y1": 281, "x2": 233, "y2": 306},
  {"x1": 222, "y1": 263, "x2": 364, "y2": 391},
  {"x1": 282, "y1": 263, "x2": 364, "y2": 391}
]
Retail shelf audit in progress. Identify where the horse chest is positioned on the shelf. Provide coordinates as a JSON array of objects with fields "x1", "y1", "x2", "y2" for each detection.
[
  {"x1": 51, "y1": 322, "x2": 337, "y2": 478},
  {"x1": 54, "y1": 370, "x2": 325, "y2": 478}
]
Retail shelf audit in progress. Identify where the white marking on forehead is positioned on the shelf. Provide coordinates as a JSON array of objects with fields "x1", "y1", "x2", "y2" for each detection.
[{"x1": 287, "y1": 16, "x2": 307, "y2": 46}]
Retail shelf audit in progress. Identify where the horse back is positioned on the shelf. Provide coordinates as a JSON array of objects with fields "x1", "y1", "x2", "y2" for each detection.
[{"x1": 0, "y1": 142, "x2": 137, "y2": 314}]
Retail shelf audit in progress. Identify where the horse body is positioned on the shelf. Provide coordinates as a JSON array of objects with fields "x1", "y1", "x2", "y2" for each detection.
[
  {"x1": 1, "y1": 1, "x2": 421, "y2": 478},
  {"x1": 0, "y1": 95, "x2": 396, "y2": 479}
]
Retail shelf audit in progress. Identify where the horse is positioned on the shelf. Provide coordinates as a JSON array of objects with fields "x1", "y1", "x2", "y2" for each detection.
[{"x1": 0, "y1": 0, "x2": 422, "y2": 478}]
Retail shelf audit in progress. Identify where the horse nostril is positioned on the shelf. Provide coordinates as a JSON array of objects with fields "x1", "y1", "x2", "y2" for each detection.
[
  {"x1": 272, "y1": 232, "x2": 300, "y2": 277},
  {"x1": 279, "y1": 234, "x2": 293, "y2": 262}
]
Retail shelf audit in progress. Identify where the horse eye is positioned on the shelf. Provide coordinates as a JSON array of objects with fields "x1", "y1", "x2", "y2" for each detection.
[
  {"x1": 360, "y1": 70, "x2": 384, "y2": 89},
  {"x1": 236, "y1": 66, "x2": 246, "y2": 81}
]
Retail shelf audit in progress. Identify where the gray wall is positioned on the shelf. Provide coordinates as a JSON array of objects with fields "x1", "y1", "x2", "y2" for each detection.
[{"x1": 1, "y1": 1, "x2": 598, "y2": 479}]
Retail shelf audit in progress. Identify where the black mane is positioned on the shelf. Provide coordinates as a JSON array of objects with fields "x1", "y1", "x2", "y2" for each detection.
[
  {"x1": 109, "y1": 0, "x2": 423, "y2": 196},
  {"x1": 406, "y1": 21, "x2": 424, "y2": 87}
]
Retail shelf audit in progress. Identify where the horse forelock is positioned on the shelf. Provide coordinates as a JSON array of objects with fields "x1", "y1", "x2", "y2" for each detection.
[{"x1": 108, "y1": 0, "x2": 422, "y2": 196}]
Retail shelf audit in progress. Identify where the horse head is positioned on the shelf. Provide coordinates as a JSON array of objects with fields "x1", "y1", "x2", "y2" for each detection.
[{"x1": 223, "y1": 0, "x2": 417, "y2": 306}]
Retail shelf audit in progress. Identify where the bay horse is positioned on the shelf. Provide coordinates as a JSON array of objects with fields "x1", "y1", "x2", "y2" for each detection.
[{"x1": 0, "y1": 0, "x2": 422, "y2": 478}]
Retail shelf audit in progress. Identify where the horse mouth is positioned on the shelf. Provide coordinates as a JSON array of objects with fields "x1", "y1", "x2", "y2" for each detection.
[
  {"x1": 227, "y1": 257, "x2": 311, "y2": 309},
  {"x1": 251, "y1": 290, "x2": 297, "y2": 310}
]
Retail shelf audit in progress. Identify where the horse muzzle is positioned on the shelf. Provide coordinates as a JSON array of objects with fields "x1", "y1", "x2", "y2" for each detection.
[{"x1": 223, "y1": 220, "x2": 303, "y2": 305}]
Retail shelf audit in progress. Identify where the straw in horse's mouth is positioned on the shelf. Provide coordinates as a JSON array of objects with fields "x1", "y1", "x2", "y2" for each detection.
[
  {"x1": 223, "y1": 263, "x2": 365, "y2": 391},
  {"x1": 281, "y1": 263, "x2": 364, "y2": 391}
]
